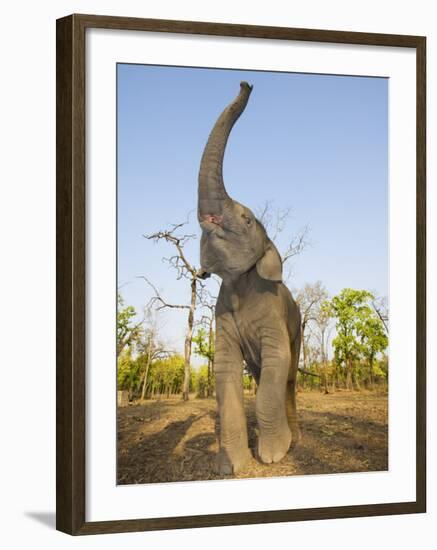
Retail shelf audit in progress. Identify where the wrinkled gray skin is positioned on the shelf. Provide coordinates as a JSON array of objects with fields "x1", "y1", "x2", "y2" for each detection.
[{"x1": 198, "y1": 82, "x2": 301, "y2": 474}]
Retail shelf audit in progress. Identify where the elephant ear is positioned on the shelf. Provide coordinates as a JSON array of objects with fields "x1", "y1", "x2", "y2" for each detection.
[{"x1": 256, "y1": 239, "x2": 283, "y2": 282}]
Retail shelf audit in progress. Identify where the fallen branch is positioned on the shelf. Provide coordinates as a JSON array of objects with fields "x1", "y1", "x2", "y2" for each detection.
[{"x1": 298, "y1": 368, "x2": 321, "y2": 378}]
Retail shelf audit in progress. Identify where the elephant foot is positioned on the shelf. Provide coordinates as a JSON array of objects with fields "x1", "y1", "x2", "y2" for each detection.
[
  {"x1": 214, "y1": 446, "x2": 252, "y2": 475},
  {"x1": 257, "y1": 425, "x2": 291, "y2": 464}
]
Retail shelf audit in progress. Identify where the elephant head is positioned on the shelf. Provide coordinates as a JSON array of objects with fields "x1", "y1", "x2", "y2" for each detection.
[{"x1": 198, "y1": 82, "x2": 283, "y2": 283}]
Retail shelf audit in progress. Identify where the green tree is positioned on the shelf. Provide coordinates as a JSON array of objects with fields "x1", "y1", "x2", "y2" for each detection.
[
  {"x1": 191, "y1": 365, "x2": 210, "y2": 398},
  {"x1": 192, "y1": 328, "x2": 214, "y2": 363},
  {"x1": 117, "y1": 294, "x2": 142, "y2": 356},
  {"x1": 117, "y1": 347, "x2": 134, "y2": 390},
  {"x1": 193, "y1": 327, "x2": 215, "y2": 397},
  {"x1": 146, "y1": 355, "x2": 185, "y2": 398},
  {"x1": 135, "y1": 314, "x2": 172, "y2": 401},
  {"x1": 242, "y1": 373, "x2": 254, "y2": 392},
  {"x1": 357, "y1": 310, "x2": 388, "y2": 387},
  {"x1": 117, "y1": 347, "x2": 143, "y2": 399},
  {"x1": 327, "y1": 288, "x2": 374, "y2": 390}
]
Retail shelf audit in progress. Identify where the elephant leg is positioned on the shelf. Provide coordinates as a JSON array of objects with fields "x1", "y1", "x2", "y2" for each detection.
[
  {"x1": 286, "y1": 332, "x2": 301, "y2": 447},
  {"x1": 256, "y1": 331, "x2": 291, "y2": 464},
  {"x1": 286, "y1": 379, "x2": 299, "y2": 447},
  {"x1": 214, "y1": 314, "x2": 252, "y2": 475}
]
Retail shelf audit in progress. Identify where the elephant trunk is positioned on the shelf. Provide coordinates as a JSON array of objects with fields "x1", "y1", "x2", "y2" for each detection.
[{"x1": 198, "y1": 81, "x2": 253, "y2": 219}]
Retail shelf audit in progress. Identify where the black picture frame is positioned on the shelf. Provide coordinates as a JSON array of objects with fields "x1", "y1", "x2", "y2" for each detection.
[{"x1": 56, "y1": 13, "x2": 426, "y2": 535}]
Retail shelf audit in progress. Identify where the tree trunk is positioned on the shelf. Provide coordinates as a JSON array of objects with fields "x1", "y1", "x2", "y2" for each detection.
[
  {"x1": 182, "y1": 279, "x2": 197, "y2": 401},
  {"x1": 345, "y1": 358, "x2": 353, "y2": 390},
  {"x1": 320, "y1": 329, "x2": 329, "y2": 394},
  {"x1": 322, "y1": 360, "x2": 329, "y2": 394},
  {"x1": 140, "y1": 333, "x2": 154, "y2": 401},
  {"x1": 336, "y1": 363, "x2": 341, "y2": 391},
  {"x1": 368, "y1": 355, "x2": 374, "y2": 389},
  {"x1": 128, "y1": 376, "x2": 135, "y2": 402},
  {"x1": 301, "y1": 321, "x2": 308, "y2": 390},
  {"x1": 352, "y1": 367, "x2": 361, "y2": 391},
  {"x1": 206, "y1": 358, "x2": 212, "y2": 397},
  {"x1": 207, "y1": 320, "x2": 214, "y2": 397}
]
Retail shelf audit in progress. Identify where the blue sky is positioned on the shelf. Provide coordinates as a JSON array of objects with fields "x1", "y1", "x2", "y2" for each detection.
[{"x1": 117, "y1": 63, "x2": 388, "y2": 355}]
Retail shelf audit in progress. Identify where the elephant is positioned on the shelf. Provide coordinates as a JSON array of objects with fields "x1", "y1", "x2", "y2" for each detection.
[{"x1": 197, "y1": 81, "x2": 302, "y2": 475}]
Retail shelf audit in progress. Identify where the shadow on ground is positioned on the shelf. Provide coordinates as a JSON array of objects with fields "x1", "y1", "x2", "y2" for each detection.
[{"x1": 117, "y1": 392, "x2": 388, "y2": 484}]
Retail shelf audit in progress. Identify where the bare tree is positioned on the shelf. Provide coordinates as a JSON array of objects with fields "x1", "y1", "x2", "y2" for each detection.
[
  {"x1": 313, "y1": 305, "x2": 333, "y2": 393},
  {"x1": 372, "y1": 295, "x2": 389, "y2": 333},
  {"x1": 255, "y1": 200, "x2": 310, "y2": 270},
  {"x1": 137, "y1": 310, "x2": 173, "y2": 401},
  {"x1": 142, "y1": 221, "x2": 202, "y2": 401},
  {"x1": 295, "y1": 281, "x2": 329, "y2": 387},
  {"x1": 256, "y1": 200, "x2": 292, "y2": 243},
  {"x1": 196, "y1": 287, "x2": 216, "y2": 397}
]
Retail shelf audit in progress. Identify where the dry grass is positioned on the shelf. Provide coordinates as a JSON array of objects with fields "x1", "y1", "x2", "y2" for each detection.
[{"x1": 117, "y1": 390, "x2": 388, "y2": 485}]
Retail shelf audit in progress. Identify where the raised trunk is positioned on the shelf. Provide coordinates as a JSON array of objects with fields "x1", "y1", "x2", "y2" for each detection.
[{"x1": 198, "y1": 81, "x2": 253, "y2": 218}]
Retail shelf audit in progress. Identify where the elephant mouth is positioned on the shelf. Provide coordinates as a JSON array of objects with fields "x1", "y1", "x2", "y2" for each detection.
[
  {"x1": 200, "y1": 214, "x2": 225, "y2": 236},
  {"x1": 202, "y1": 214, "x2": 223, "y2": 226}
]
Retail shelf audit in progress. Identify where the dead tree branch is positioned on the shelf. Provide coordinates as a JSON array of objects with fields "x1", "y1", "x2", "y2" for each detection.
[{"x1": 138, "y1": 276, "x2": 190, "y2": 311}]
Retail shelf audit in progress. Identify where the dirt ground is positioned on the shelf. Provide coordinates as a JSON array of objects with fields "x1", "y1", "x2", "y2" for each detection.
[{"x1": 117, "y1": 390, "x2": 388, "y2": 485}]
